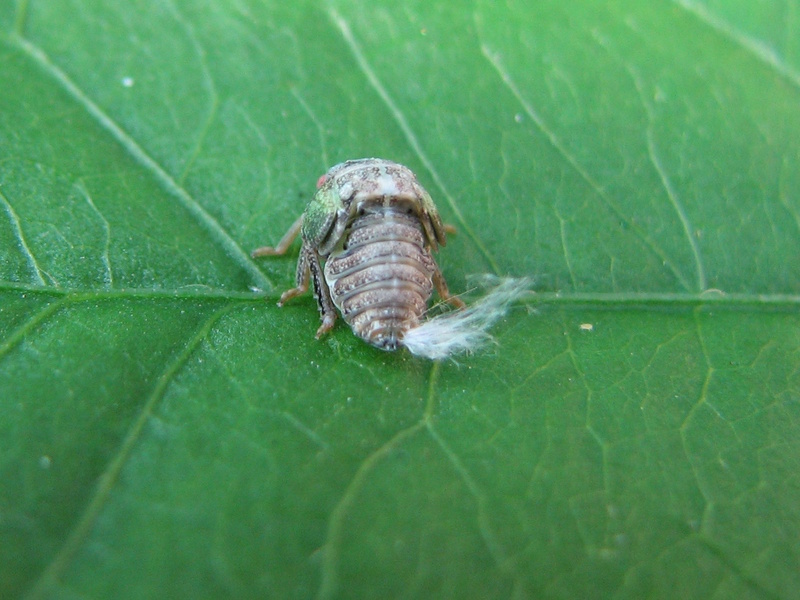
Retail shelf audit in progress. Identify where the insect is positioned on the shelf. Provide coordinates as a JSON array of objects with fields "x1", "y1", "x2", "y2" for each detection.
[
  {"x1": 252, "y1": 158, "x2": 464, "y2": 348},
  {"x1": 253, "y1": 158, "x2": 528, "y2": 359}
]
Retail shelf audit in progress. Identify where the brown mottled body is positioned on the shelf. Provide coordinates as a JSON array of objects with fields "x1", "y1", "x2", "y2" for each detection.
[
  {"x1": 325, "y1": 208, "x2": 436, "y2": 349},
  {"x1": 252, "y1": 158, "x2": 464, "y2": 352}
]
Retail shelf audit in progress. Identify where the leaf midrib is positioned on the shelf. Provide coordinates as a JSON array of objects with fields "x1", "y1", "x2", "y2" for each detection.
[{"x1": 2, "y1": 281, "x2": 799, "y2": 309}]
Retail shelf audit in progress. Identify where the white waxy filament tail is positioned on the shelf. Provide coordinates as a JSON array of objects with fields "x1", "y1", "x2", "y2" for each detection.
[{"x1": 401, "y1": 277, "x2": 531, "y2": 360}]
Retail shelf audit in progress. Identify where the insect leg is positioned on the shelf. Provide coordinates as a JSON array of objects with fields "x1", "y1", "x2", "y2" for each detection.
[
  {"x1": 251, "y1": 215, "x2": 304, "y2": 257},
  {"x1": 276, "y1": 242, "x2": 312, "y2": 306},
  {"x1": 432, "y1": 259, "x2": 466, "y2": 309},
  {"x1": 306, "y1": 249, "x2": 337, "y2": 337}
]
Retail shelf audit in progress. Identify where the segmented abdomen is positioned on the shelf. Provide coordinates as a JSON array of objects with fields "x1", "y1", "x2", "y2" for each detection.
[{"x1": 323, "y1": 208, "x2": 435, "y2": 350}]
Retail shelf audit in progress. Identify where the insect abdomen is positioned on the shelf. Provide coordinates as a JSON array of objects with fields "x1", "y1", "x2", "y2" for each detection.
[{"x1": 323, "y1": 208, "x2": 435, "y2": 350}]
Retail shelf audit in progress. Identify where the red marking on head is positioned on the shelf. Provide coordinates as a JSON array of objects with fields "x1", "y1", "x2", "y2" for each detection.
[{"x1": 316, "y1": 174, "x2": 328, "y2": 189}]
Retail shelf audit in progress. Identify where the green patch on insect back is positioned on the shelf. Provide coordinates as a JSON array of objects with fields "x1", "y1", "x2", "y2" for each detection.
[{"x1": 302, "y1": 184, "x2": 345, "y2": 252}]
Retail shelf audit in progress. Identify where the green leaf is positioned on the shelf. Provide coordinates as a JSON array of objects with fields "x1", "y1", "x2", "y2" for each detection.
[{"x1": 1, "y1": 0, "x2": 798, "y2": 599}]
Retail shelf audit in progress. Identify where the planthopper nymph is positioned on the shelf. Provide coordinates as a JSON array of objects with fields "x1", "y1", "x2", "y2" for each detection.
[{"x1": 252, "y1": 158, "x2": 528, "y2": 359}]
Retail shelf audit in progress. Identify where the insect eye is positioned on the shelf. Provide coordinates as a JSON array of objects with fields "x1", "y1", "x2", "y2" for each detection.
[{"x1": 316, "y1": 174, "x2": 328, "y2": 189}]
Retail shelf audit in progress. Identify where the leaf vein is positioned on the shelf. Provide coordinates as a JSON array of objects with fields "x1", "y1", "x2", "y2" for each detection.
[
  {"x1": 0, "y1": 187, "x2": 48, "y2": 286},
  {"x1": 316, "y1": 420, "x2": 426, "y2": 600},
  {"x1": 75, "y1": 182, "x2": 114, "y2": 287},
  {"x1": 327, "y1": 8, "x2": 501, "y2": 274},
  {"x1": 627, "y1": 65, "x2": 707, "y2": 291},
  {"x1": 22, "y1": 304, "x2": 235, "y2": 600},
  {"x1": 13, "y1": 0, "x2": 30, "y2": 35},
  {"x1": 0, "y1": 298, "x2": 66, "y2": 360},
  {"x1": 480, "y1": 44, "x2": 694, "y2": 292},
  {"x1": 670, "y1": 0, "x2": 800, "y2": 90},
  {"x1": 8, "y1": 34, "x2": 271, "y2": 291},
  {"x1": 678, "y1": 310, "x2": 716, "y2": 507},
  {"x1": 556, "y1": 209, "x2": 578, "y2": 290},
  {"x1": 291, "y1": 87, "x2": 330, "y2": 170},
  {"x1": 164, "y1": 0, "x2": 221, "y2": 185},
  {"x1": 425, "y1": 422, "x2": 509, "y2": 567},
  {"x1": 3, "y1": 279, "x2": 800, "y2": 311}
]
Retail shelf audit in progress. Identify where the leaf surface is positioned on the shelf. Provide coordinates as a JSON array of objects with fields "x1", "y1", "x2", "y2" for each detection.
[{"x1": 1, "y1": 1, "x2": 799, "y2": 598}]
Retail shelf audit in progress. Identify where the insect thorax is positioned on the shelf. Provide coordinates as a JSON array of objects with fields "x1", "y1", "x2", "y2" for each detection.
[{"x1": 322, "y1": 206, "x2": 436, "y2": 350}]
